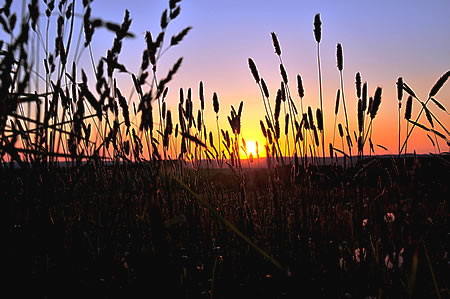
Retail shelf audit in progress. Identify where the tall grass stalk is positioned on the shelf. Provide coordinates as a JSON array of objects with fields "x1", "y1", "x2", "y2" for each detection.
[
  {"x1": 332, "y1": 89, "x2": 340, "y2": 150},
  {"x1": 314, "y1": 14, "x2": 325, "y2": 164},
  {"x1": 397, "y1": 77, "x2": 403, "y2": 155},
  {"x1": 336, "y1": 43, "x2": 352, "y2": 163}
]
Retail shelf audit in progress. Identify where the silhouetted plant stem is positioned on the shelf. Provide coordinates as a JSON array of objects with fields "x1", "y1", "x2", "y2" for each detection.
[
  {"x1": 282, "y1": 101, "x2": 290, "y2": 157},
  {"x1": 316, "y1": 43, "x2": 325, "y2": 164},
  {"x1": 405, "y1": 121, "x2": 409, "y2": 158},
  {"x1": 332, "y1": 117, "x2": 337, "y2": 151},
  {"x1": 396, "y1": 77, "x2": 403, "y2": 155},
  {"x1": 339, "y1": 72, "x2": 350, "y2": 141},
  {"x1": 339, "y1": 71, "x2": 352, "y2": 164},
  {"x1": 398, "y1": 106, "x2": 401, "y2": 156},
  {"x1": 216, "y1": 116, "x2": 221, "y2": 167},
  {"x1": 283, "y1": 85, "x2": 298, "y2": 161},
  {"x1": 399, "y1": 97, "x2": 430, "y2": 155}
]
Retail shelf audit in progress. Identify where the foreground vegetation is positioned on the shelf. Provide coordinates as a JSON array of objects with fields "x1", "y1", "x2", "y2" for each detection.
[
  {"x1": 3, "y1": 155, "x2": 449, "y2": 298},
  {"x1": 1, "y1": 0, "x2": 449, "y2": 298}
]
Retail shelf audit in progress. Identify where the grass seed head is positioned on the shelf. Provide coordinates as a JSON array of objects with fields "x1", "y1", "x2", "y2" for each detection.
[
  {"x1": 302, "y1": 113, "x2": 310, "y2": 130},
  {"x1": 248, "y1": 58, "x2": 260, "y2": 84},
  {"x1": 404, "y1": 96, "x2": 412, "y2": 120},
  {"x1": 209, "y1": 131, "x2": 214, "y2": 147},
  {"x1": 355, "y1": 72, "x2": 361, "y2": 99},
  {"x1": 313, "y1": 13, "x2": 322, "y2": 43},
  {"x1": 297, "y1": 74, "x2": 304, "y2": 98},
  {"x1": 261, "y1": 78, "x2": 270, "y2": 99},
  {"x1": 316, "y1": 108, "x2": 323, "y2": 131},
  {"x1": 424, "y1": 105, "x2": 434, "y2": 128},
  {"x1": 308, "y1": 106, "x2": 314, "y2": 128},
  {"x1": 336, "y1": 43, "x2": 343, "y2": 71},
  {"x1": 179, "y1": 88, "x2": 184, "y2": 104},
  {"x1": 313, "y1": 126, "x2": 319, "y2": 146},
  {"x1": 335, "y1": 89, "x2": 340, "y2": 115},
  {"x1": 271, "y1": 32, "x2": 281, "y2": 56},
  {"x1": 267, "y1": 129, "x2": 273, "y2": 144},
  {"x1": 275, "y1": 119, "x2": 280, "y2": 139},
  {"x1": 397, "y1": 77, "x2": 403, "y2": 101},
  {"x1": 285, "y1": 113, "x2": 289, "y2": 135},
  {"x1": 260, "y1": 120, "x2": 267, "y2": 138},
  {"x1": 275, "y1": 89, "x2": 282, "y2": 120},
  {"x1": 281, "y1": 82, "x2": 286, "y2": 102},
  {"x1": 362, "y1": 82, "x2": 367, "y2": 111},
  {"x1": 213, "y1": 92, "x2": 219, "y2": 114},
  {"x1": 358, "y1": 99, "x2": 363, "y2": 132},
  {"x1": 166, "y1": 110, "x2": 173, "y2": 135},
  {"x1": 197, "y1": 110, "x2": 202, "y2": 130},
  {"x1": 296, "y1": 124, "x2": 304, "y2": 142},
  {"x1": 370, "y1": 87, "x2": 382, "y2": 119},
  {"x1": 429, "y1": 70, "x2": 450, "y2": 98},
  {"x1": 265, "y1": 115, "x2": 273, "y2": 130},
  {"x1": 199, "y1": 81, "x2": 204, "y2": 110},
  {"x1": 280, "y1": 64, "x2": 288, "y2": 84}
]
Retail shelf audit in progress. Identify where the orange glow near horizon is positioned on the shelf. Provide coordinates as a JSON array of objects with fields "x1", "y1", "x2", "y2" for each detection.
[{"x1": 2, "y1": 0, "x2": 449, "y2": 163}]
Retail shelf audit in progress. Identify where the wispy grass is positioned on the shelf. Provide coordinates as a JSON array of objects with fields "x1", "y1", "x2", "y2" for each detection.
[{"x1": 1, "y1": 1, "x2": 449, "y2": 297}]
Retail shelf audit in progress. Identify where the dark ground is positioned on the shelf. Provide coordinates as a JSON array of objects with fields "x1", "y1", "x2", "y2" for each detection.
[{"x1": 1, "y1": 155, "x2": 449, "y2": 298}]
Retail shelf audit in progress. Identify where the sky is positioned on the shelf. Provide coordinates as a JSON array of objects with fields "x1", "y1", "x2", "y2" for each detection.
[
  {"x1": 4, "y1": 0, "x2": 450, "y2": 157},
  {"x1": 90, "y1": 0, "x2": 450, "y2": 156}
]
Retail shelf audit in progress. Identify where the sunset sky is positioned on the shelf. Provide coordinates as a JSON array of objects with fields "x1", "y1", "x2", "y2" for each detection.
[
  {"x1": 103, "y1": 0, "x2": 449, "y2": 155},
  {"x1": 5, "y1": 0, "x2": 450, "y2": 156}
]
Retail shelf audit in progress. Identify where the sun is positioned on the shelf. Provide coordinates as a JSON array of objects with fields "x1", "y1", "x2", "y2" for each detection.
[{"x1": 246, "y1": 140, "x2": 257, "y2": 156}]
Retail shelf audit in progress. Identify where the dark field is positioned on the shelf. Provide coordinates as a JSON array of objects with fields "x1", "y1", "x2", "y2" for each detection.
[
  {"x1": 1, "y1": 0, "x2": 450, "y2": 298},
  {"x1": 2, "y1": 156, "x2": 449, "y2": 298}
]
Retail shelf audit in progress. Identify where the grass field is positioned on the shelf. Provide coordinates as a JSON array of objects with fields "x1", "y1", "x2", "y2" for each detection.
[{"x1": 1, "y1": 0, "x2": 449, "y2": 298}]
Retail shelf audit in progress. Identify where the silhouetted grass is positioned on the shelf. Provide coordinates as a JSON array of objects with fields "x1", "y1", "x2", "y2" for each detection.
[{"x1": 1, "y1": 1, "x2": 449, "y2": 298}]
